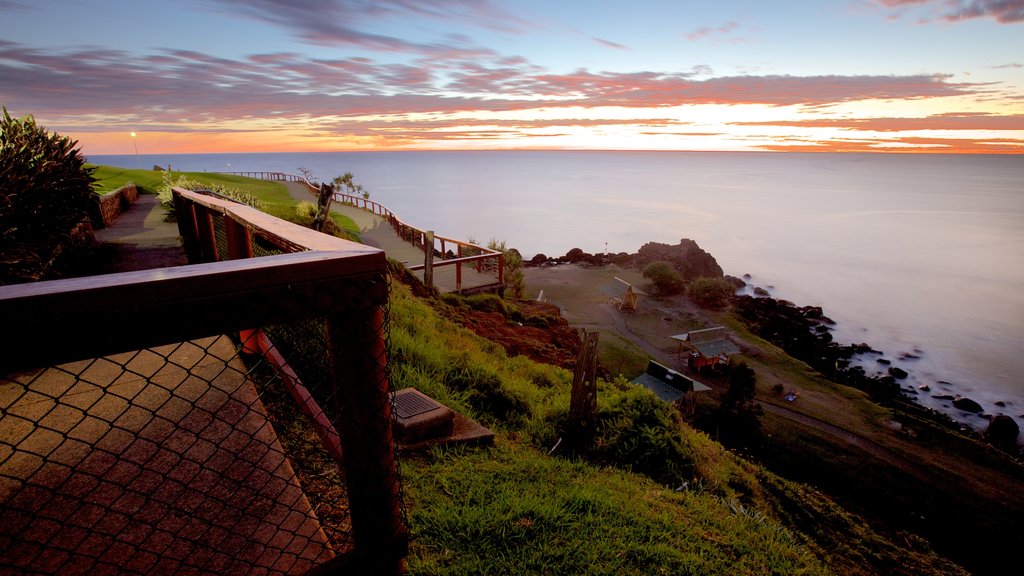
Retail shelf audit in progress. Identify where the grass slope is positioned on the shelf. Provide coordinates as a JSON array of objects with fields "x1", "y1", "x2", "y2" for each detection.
[
  {"x1": 380, "y1": 282, "x2": 967, "y2": 575},
  {"x1": 90, "y1": 165, "x2": 359, "y2": 236}
]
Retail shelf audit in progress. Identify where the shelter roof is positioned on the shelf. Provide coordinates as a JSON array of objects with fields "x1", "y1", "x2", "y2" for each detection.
[
  {"x1": 671, "y1": 328, "x2": 741, "y2": 358},
  {"x1": 631, "y1": 360, "x2": 712, "y2": 400},
  {"x1": 599, "y1": 277, "x2": 645, "y2": 299}
]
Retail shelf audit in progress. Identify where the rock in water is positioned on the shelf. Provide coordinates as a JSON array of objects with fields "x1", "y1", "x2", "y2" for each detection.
[
  {"x1": 888, "y1": 366, "x2": 908, "y2": 379},
  {"x1": 953, "y1": 397, "x2": 983, "y2": 413},
  {"x1": 986, "y1": 414, "x2": 1019, "y2": 449}
]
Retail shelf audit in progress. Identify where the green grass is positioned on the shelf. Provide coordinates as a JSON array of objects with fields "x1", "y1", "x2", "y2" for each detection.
[
  {"x1": 405, "y1": 442, "x2": 826, "y2": 576},
  {"x1": 378, "y1": 282, "x2": 967, "y2": 575},
  {"x1": 90, "y1": 164, "x2": 359, "y2": 237}
]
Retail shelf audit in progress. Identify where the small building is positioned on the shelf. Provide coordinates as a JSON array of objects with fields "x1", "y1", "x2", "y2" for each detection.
[
  {"x1": 599, "y1": 277, "x2": 643, "y2": 311},
  {"x1": 671, "y1": 326, "x2": 741, "y2": 370},
  {"x1": 631, "y1": 360, "x2": 712, "y2": 414}
]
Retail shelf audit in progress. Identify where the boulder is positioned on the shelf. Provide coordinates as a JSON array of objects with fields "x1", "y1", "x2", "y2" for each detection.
[
  {"x1": 802, "y1": 306, "x2": 824, "y2": 319},
  {"x1": 952, "y1": 396, "x2": 983, "y2": 413},
  {"x1": 724, "y1": 275, "x2": 746, "y2": 289},
  {"x1": 877, "y1": 358, "x2": 892, "y2": 365},
  {"x1": 888, "y1": 366, "x2": 908, "y2": 379},
  {"x1": 753, "y1": 287, "x2": 770, "y2": 297},
  {"x1": 986, "y1": 414, "x2": 1019, "y2": 448}
]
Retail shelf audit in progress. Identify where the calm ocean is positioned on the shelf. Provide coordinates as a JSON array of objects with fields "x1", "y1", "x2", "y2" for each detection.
[{"x1": 90, "y1": 151, "x2": 1024, "y2": 430}]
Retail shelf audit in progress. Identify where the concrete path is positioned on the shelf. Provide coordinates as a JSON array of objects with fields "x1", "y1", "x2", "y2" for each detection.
[
  {"x1": 282, "y1": 182, "x2": 501, "y2": 294},
  {"x1": 92, "y1": 194, "x2": 186, "y2": 273}
]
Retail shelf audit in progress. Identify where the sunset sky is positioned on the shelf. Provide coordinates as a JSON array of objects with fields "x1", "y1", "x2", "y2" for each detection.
[{"x1": 2, "y1": 0, "x2": 1022, "y2": 154}]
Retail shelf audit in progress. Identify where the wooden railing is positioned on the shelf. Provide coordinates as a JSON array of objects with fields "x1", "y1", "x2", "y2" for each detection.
[
  {"x1": 1, "y1": 188, "x2": 409, "y2": 574},
  {"x1": 220, "y1": 170, "x2": 306, "y2": 182},
  {"x1": 234, "y1": 171, "x2": 504, "y2": 294}
]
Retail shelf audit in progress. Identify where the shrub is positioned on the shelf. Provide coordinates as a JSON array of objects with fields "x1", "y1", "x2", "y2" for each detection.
[
  {"x1": 295, "y1": 200, "x2": 318, "y2": 219},
  {"x1": 0, "y1": 108, "x2": 97, "y2": 283},
  {"x1": 156, "y1": 172, "x2": 264, "y2": 221},
  {"x1": 487, "y1": 238, "x2": 526, "y2": 299},
  {"x1": 642, "y1": 261, "x2": 685, "y2": 296},
  {"x1": 595, "y1": 387, "x2": 695, "y2": 483},
  {"x1": 714, "y1": 361, "x2": 763, "y2": 449},
  {"x1": 464, "y1": 293, "x2": 511, "y2": 316},
  {"x1": 689, "y1": 276, "x2": 736, "y2": 308}
]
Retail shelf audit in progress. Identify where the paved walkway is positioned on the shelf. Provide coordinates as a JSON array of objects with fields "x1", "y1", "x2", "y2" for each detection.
[
  {"x1": 282, "y1": 182, "x2": 501, "y2": 294},
  {"x1": 92, "y1": 194, "x2": 186, "y2": 272}
]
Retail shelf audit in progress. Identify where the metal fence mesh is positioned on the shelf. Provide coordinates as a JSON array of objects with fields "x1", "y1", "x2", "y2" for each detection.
[
  {"x1": 1, "y1": 193, "x2": 407, "y2": 574},
  {"x1": 1, "y1": 336, "x2": 334, "y2": 574}
]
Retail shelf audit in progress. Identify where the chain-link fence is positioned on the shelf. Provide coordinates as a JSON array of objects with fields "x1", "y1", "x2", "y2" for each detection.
[{"x1": 0, "y1": 188, "x2": 408, "y2": 574}]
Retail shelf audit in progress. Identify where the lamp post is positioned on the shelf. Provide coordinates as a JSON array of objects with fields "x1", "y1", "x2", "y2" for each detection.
[{"x1": 130, "y1": 131, "x2": 139, "y2": 167}]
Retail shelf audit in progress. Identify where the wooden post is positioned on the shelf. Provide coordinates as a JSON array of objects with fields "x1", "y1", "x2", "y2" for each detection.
[
  {"x1": 456, "y1": 245, "x2": 463, "y2": 293},
  {"x1": 194, "y1": 204, "x2": 218, "y2": 263},
  {"x1": 326, "y1": 291, "x2": 408, "y2": 574},
  {"x1": 568, "y1": 330, "x2": 600, "y2": 449},
  {"x1": 224, "y1": 217, "x2": 253, "y2": 260},
  {"x1": 174, "y1": 191, "x2": 201, "y2": 263},
  {"x1": 424, "y1": 231, "x2": 435, "y2": 288}
]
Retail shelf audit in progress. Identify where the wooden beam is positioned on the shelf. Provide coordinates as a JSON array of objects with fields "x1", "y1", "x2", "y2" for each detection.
[{"x1": 0, "y1": 251, "x2": 386, "y2": 373}]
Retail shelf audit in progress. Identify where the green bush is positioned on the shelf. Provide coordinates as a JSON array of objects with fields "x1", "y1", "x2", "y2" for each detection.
[
  {"x1": 0, "y1": 108, "x2": 97, "y2": 283},
  {"x1": 487, "y1": 238, "x2": 526, "y2": 299},
  {"x1": 157, "y1": 172, "x2": 264, "y2": 221},
  {"x1": 464, "y1": 293, "x2": 511, "y2": 316},
  {"x1": 689, "y1": 276, "x2": 736, "y2": 308},
  {"x1": 642, "y1": 261, "x2": 685, "y2": 296},
  {"x1": 595, "y1": 387, "x2": 695, "y2": 483}
]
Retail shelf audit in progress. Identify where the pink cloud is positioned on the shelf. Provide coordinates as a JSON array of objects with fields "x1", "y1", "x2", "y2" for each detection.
[
  {"x1": 686, "y1": 21, "x2": 741, "y2": 41},
  {"x1": 875, "y1": 0, "x2": 1024, "y2": 23},
  {"x1": 203, "y1": 0, "x2": 528, "y2": 54},
  {"x1": 734, "y1": 113, "x2": 1024, "y2": 131}
]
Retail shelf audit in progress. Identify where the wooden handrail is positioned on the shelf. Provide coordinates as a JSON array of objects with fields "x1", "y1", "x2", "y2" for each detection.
[{"x1": 220, "y1": 171, "x2": 504, "y2": 293}]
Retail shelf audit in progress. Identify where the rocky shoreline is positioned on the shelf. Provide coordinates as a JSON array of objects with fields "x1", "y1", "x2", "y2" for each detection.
[{"x1": 526, "y1": 239, "x2": 1021, "y2": 454}]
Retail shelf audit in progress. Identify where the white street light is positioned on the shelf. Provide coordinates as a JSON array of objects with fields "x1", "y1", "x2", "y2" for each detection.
[{"x1": 130, "y1": 131, "x2": 139, "y2": 167}]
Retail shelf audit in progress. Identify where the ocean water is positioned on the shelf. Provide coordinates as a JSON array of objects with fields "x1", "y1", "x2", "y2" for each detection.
[{"x1": 90, "y1": 151, "x2": 1024, "y2": 430}]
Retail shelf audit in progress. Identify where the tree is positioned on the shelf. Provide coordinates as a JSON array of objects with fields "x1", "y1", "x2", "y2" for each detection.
[
  {"x1": 1, "y1": 108, "x2": 96, "y2": 283},
  {"x1": 333, "y1": 171, "x2": 369, "y2": 199},
  {"x1": 642, "y1": 261, "x2": 685, "y2": 296},
  {"x1": 715, "y1": 361, "x2": 763, "y2": 449},
  {"x1": 689, "y1": 276, "x2": 736, "y2": 308}
]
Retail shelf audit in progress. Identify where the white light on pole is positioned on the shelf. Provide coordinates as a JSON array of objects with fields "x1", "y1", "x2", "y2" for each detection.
[{"x1": 130, "y1": 132, "x2": 139, "y2": 167}]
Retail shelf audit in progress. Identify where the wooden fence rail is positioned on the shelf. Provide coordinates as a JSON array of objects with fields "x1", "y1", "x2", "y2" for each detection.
[{"x1": 229, "y1": 171, "x2": 505, "y2": 294}]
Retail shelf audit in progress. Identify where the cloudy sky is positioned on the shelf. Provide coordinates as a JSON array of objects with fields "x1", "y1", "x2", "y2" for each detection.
[{"x1": 2, "y1": 0, "x2": 1022, "y2": 154}]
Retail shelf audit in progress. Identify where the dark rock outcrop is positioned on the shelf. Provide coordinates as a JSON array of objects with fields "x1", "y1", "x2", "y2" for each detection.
[
  {"x1": 986, "y1": 414, "x2": 1019, "y2": 450},
  {"x1": 635, "y1": 238, "x2": 723, "y2": 280},
  {"x1": 952, "y1": 397, "x2": 983, "y2": 413}
]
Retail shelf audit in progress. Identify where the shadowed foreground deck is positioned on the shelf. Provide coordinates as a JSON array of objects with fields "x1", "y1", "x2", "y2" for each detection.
[{"x1": 0, "y1": 336, "x2": 334, "y2": 574}]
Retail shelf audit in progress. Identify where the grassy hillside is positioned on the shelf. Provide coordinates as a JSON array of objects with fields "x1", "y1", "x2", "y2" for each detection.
[
  {"x1": 90, "y1": 165, "x2": 359, "y2": 237},
  {"x1": 139, "y1": 167, "x2": 968, "y2": 574},
  {"x1": 376, "y1": 281, "x2": 967, "y2": 575}
]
